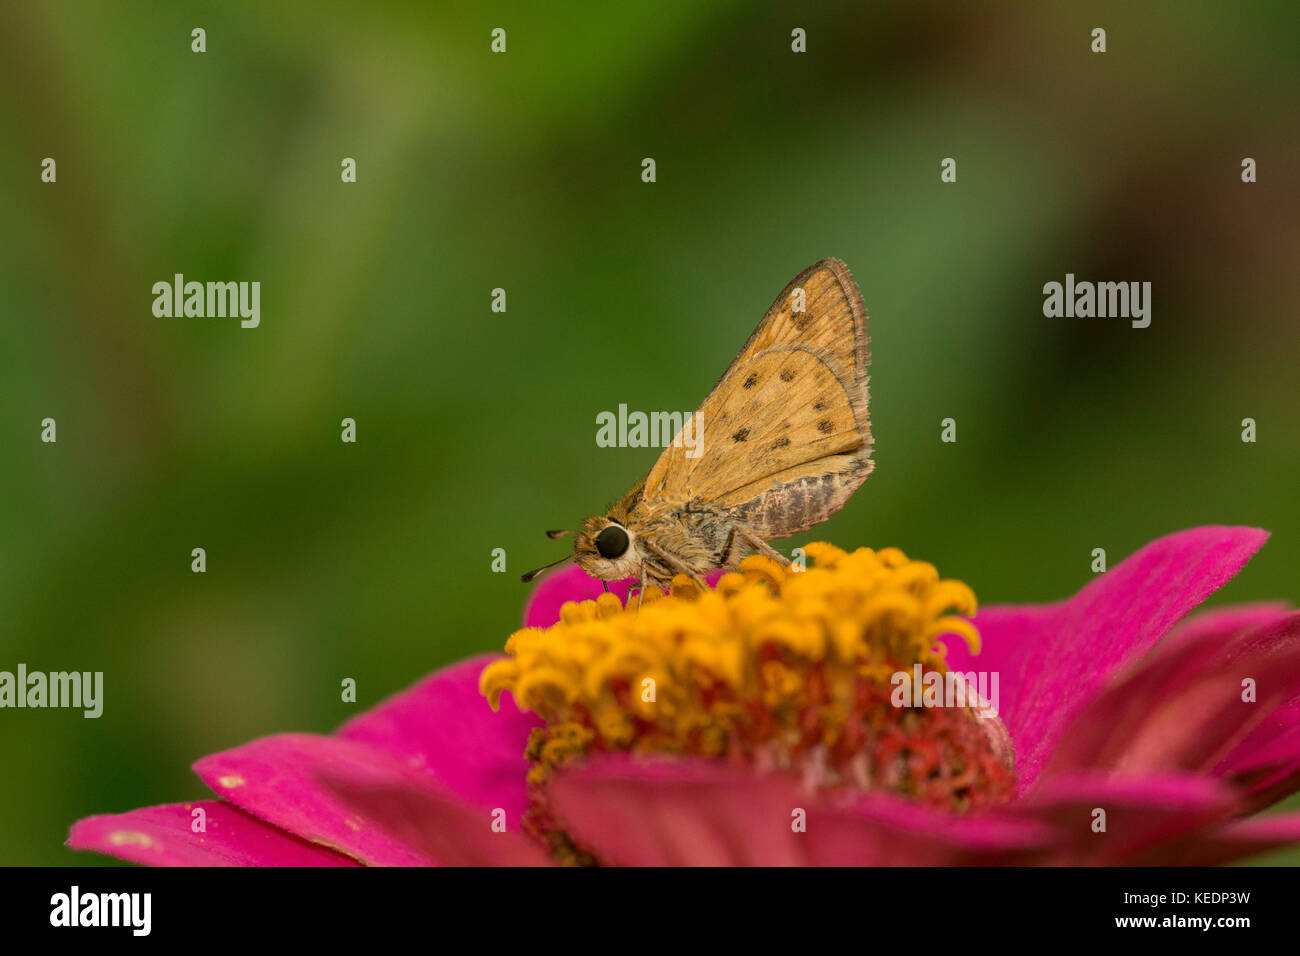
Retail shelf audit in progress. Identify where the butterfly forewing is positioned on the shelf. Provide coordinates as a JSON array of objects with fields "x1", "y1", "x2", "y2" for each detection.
[
  {"x1": 640, "y1": 258, "x2": 872, "y2": 537},
  {"x1": 736, "y1": 258, "x2": 869, "y2": 406}
]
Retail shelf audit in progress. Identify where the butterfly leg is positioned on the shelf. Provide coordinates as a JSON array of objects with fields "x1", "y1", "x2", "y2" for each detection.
[
  {"x1": 734, "y1": 525, "x2": 791, "y2": 567},
  {"x1": 718, "y1": 523, "x2": 791, "y2": 569},
  {"x1": 718, "y1": 526, "x2": 746, "y2": 567},
  {"x1": 639, "y1": 538, "x2": 710, "y2": 593}
]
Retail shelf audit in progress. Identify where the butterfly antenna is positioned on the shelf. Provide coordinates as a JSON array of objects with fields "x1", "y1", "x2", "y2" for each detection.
[
  {"x1": 545, "y1": 529, "x2": 574, "y2": 539},
  {"x1": 520, "y1": 553, "x2": 576, "y2": 583}
]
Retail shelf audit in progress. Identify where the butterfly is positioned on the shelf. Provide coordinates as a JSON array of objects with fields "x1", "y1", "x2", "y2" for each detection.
[{"x1": 524, "y1": 258, "x2": 873, "y2": 602}]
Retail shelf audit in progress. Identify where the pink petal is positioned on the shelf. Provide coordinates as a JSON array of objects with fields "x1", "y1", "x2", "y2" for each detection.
[
  {"x1": 547, "y1": 755, "x2": 1052, "y2": 866},
  {"x1": 1127, "y1": 811, "x2": 1300, "y2": 866},
  {"x1": 1223, "y1": 760, "x2": 1300, "y2": 814},
  {"x1": 1043, "y1": 611, "x2": 1300, "y2": 779},
  {"x1": 1225, "y1": 694, "x2": 1300, "y2": 758},
  {"x1": 1014, "y1": 771, "x2": 1240, "y2": 865},
  {"x1": 1216, "y1": 700, "x2": 1300, "y2": 811},
  {"x1": 1157, "y1": 602, "x2": 1290, "y2": 653},
  {"x1": 959, "y1": 527, "x2": 1269, "y2": 791},
  {"x1": 523, "y1": 565, "x2": 727, "y2": 627},
  {"x1": 320, "y1": 772, "x2": 552, "y2": 866},
  {"x1": 524, "y1": 566, "x2": 637, "y2": 627},
  {"x1": 194, "y1": 733, "x2": 517, "y2": 865},
  {"x1": 835, "y1": 794, "x2": 1057, "y2": 866},
  {"x1": 1220, "y1": 696, "x2": 1300, "y2": 769},
  {"x1": 338, "y1": 654, "x2": 540, "y2": 819},
  {"x1": 67, "y1": 800, "x2": 357, "y2": 867},
  {"x1": 943, "y1": 604, "x2": 1062, "y2": 714},
  {"x1": 1222, "y1": 713, "x2": 1300, "y2": 777}
]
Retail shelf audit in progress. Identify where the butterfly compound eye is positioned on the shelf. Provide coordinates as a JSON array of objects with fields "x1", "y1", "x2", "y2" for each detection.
[{"x1": 595, "y1": 525, "x2": 630, "y2": 559}]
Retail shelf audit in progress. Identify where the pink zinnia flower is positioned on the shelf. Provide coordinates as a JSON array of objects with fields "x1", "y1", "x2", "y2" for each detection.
[{"x1": 69, "y1": 526, "x2": 1300, "y2": 866}]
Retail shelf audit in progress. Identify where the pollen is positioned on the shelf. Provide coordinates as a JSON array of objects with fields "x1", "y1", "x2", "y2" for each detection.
[
  {"x1": 107, "y1": 830, "x2": 155, "y2": 848},
  {"x1": 481, "y1": 543, "x2": 1016, "y2": 864}
]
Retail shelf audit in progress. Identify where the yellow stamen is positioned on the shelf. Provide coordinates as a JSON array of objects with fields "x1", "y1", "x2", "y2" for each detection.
[{"x1": 481, "y1": 544, "x2": 1013, "y2": 863}]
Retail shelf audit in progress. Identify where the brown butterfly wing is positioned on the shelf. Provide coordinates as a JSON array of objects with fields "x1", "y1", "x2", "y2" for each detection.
[{"x1": 638, "y1": 258, "x2": 872, "y2": 539}]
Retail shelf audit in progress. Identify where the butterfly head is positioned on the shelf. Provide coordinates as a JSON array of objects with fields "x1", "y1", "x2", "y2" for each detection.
[
  {"x1": 573, "y1": 516, "x2": 642, "y2": 581},
  {"x1": 519, "y1": 517, "x2": 641, "y2": 584}
]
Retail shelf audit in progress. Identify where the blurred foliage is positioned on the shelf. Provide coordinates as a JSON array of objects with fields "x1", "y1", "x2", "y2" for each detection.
[{"x1": 0, "y1": 0, "x2": 1297, "y2": 865}]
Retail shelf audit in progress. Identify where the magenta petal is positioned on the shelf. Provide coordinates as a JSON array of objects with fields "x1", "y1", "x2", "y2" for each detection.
[
  {"x1": 1128, "y1": 812, "x2": 1300, "y2": 866},
  {"x1": 338, "y1": 654, "x2": 540, "y2": 819},
  {"x1": 548, "y1": 757, "x2": 789, "y2": 865},
  {"x1": 834, "y1": 793, "x2": 1056, "y2": 866},
  {"x1": 194, "y1": 733, "x2": 493, "y2": 865},
  {"x1": 1221, "y1": 697, "x2": 1300, "y2": 774},
  {"x1": 523, "y1": 566, "x2": 635, "y2": 627},
  {"x1": 1223, "y1": 711, "x2": 1300, "y2": 777},
  {"x1": 67, "y1": 800, "x2": 357, "y2": 867},
  {"x1": 1216, "y1": 699, "x2": 1300, "y2": 811},
  {"x1": 943, "y1": 604, "x2": 1062, "y2": 709},
  {"x1": 548, "y1": 756, "x2": 1051, "y2": 866},
  {"x1": 1157, "y1": 602, "x2": 1290, "y2": 653},
  {"x1": 988, "y1": 527, "x2": 1268, "y2": 791},
  {"x1": 523, "y1": 565, "x2": 727, "y2": 627},
  {"x1": 1222, "y1": 745, "x2": 1300, "y2": 813},
  {"x1": 1016, "y1": 771, "x2": 1240, "y2": 864},
  {"x1": 320, "y1": 772, "x2": 552, "y2": 866},
  {"x1": 1225, "y1": 693, "x2": 1300, "y2": 759},
  {"x1": 1044, "y1": 610, "x2": 1300, "y2": 778}
]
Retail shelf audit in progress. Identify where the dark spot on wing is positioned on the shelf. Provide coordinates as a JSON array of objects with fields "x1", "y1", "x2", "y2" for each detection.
[
  {"x1": 817, "y1": 419, "x2": 834, "y2": 433},
  {"x1": 813, "y1": 400, "x2": 827, "y2": 412},
  {"x1": 780, "y1": 368, "x2": 796, "y2": 382},
  {"x1": 732, "y1": 428, "x2": 750, "y2": 443},
  {"x1": 743, "y1": 374, "x2": 759, "y2": 389},
  {"x1": 772, "y1": 437, "x2": 791, "y2": 449}
]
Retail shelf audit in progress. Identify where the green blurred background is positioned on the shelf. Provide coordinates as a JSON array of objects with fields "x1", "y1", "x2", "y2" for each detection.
[{"x1": 1, "y1": 1, "x2": 1297, "y2": 865}]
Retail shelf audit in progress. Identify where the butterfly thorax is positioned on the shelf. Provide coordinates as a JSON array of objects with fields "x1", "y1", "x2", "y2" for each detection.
[{"x1": 629, "y1": 504, "x2": 737, "y2": 588}]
